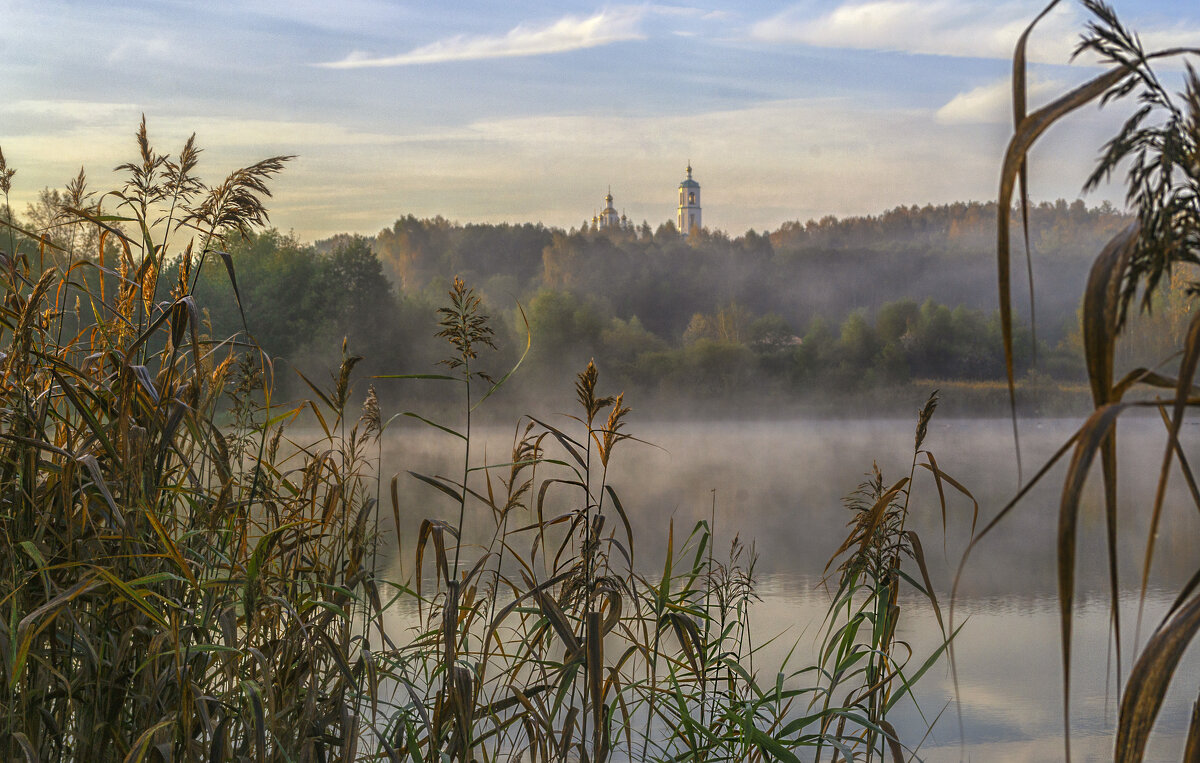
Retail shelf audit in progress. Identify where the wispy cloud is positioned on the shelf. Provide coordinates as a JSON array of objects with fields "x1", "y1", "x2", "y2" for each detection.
[
  {"x1": 297, "y1": 96, "x2": 1124, "y2": 232},
  {"x1": 317, "y1": 8, "x2": 647, "y2": 68},
  {"x1": 106, "y1": 36, "x2": 172, "y2": 65},
  {"x1": 751, "y1": 1, "x2": 1200, "y2": 64},
  {"x1": 1140, "y1": 23, "x2": 1200, "y2": 53},
  {"x1": 750, "y1": 1, "x2": 1080, "y2": 63},
  {"x1": 8, "y1": 100, "x2": 142, "y2": 122},
  {"x1": 936, "y1": 75, "x2": 1064, "y2": 125}
]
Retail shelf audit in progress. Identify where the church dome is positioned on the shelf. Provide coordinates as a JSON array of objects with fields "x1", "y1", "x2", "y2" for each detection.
[{"x1": 679, "y1": 163, "x2": 700, "y2": 188}]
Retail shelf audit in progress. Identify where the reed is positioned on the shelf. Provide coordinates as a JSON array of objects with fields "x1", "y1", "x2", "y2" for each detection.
[
  {"x1": 0, "y1": 121, "x2": 968, "y2": 761},
  {"x1": 812, "y1": 391, "x2": 972, "y2": 762},
  {"x1": 382, "y1": 330, "x2": 968, "y2": 761},
  {"x1": 0, "y1": 123, "x2": 394, "y2": 761},
  {"x1": 981, "y1": 1, "x2": 1200, "y2": 759}
]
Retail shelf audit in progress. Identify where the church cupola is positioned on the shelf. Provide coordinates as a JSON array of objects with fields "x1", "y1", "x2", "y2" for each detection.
[
  {"x1": 677, "y1": 163, "x2": 701, "y2": 235},
  {"x1": 597, "y1": 186, "x2": 620, "y2": 230}
]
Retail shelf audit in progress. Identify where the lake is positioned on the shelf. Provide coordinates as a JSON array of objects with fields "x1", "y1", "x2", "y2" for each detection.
[{"x1": 373, "y1": 413, "x2": 1200, "y2": 760}]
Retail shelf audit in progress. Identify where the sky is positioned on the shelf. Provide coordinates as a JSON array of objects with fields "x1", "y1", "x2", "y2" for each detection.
[{"x1": 2, "y1": 0, "x2": 1199, "y2": 241}]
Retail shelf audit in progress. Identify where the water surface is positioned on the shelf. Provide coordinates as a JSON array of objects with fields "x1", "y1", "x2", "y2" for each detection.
[{"x1": 375, "y1": 414, "x2": 1200, "y2": 758}]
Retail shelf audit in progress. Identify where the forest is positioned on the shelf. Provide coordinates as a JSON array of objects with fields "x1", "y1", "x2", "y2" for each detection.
[
  {"x1": 184, "y1": 200, "x2": 1177, "y2": 408},
  {"x1": 9, "y1": 187, "x2": 1187, "y2": 413}
]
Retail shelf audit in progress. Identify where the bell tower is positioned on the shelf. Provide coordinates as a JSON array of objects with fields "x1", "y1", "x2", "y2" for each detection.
[{"x1": 677, "y1": 162, "x2": 701, "y2": 235}]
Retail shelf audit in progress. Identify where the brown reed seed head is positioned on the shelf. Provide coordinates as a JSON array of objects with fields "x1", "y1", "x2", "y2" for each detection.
[
  {"x1": 599, "y1": 392, "x2": 631, "y2": 468},
  {"x1": 436, "y1": 276, "x2": 496, "y2": 373},
  {"x1": 360, "y1": 384, "x2": 381, "y2": 437},
  {"x1": 159, "y1": 133, "x2": 204, "y2": 224},
  {"x1": 914, "y1": 389, "x2": 938, "y2": 453},
  {"x1": 334, "y1": 338, "x2": 363, "y2": 411},
  {"x1": 575, "y1": 360, "x2": 613, "y2": 427},
  {"x1": 114, "y1": 116, "x2": 168, "y2": 211},
  {"x1": 0, "y1": 145, "x2": 15, "y2": 196}
]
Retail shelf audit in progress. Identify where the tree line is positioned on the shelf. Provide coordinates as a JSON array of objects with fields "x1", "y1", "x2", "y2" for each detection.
[{"x1": 6, "y1": 195, "x2": 1167, "y2": 404}]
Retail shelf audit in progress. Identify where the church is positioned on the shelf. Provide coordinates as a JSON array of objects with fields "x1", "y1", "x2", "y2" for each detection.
[
  {"x1": 677, "y1": 163, "x2": 701, "y2": 235},
  {"x1": 591, "y1": 187, "x2": 628, "y2": 231},
  {"x1": 590, "y1": 164, "x2": 702, "y2": 234}
]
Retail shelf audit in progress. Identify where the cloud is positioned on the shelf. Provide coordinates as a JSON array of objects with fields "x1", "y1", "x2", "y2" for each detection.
[
  {"x1": 317, "y1": 8, "x2": 647, "y2": 68},
  {"x1": 277, "y1": 94, "x2": 1124, "y2": 236},
  {"x1": 0, "y1": 111, "x2": 404, "y2": 225},
  {"x1": 751, "y1": 1, "x2": 1200, "y2": 64},
  {"x1": 936, "y1": 75, "x2": 1064, "y2": 125},
  {"x1": 7, "y1": 100, "x2": 142, "y2": 122},
  {"x1": 106, "y1": 37, "x2": 172, "y2": 65},
  {"x1": 750, "y1": 1, "x2": 1081, "y2": 63},
  {"x1": 1140, "y1": 24, "x2": 1200, "y2": 54},
  {"x1": 0, "y1": 75, "x2": 1133, "y2": 243}
]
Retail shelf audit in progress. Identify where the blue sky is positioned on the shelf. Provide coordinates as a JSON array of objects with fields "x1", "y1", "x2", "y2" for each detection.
[{"x1": 2, "y1": 0, "x2": 1199, "y2": 240}]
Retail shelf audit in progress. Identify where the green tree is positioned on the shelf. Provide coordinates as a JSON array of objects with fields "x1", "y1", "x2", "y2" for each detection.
[
  {"x1": 524, "y1": 289, "x2": 605, "y2": 372},
  {"x1": 876, "y1": 299, "x2": 919, "y2": 346},
  {"x1": 187, "y1": 229, "x2": 330, "y2": 359},
  {"x1": 794, "y1": 317, "x2": 836, "y2": 385},
  {"x1": 326, "y1": 236, "x2": 391, "y2": 322},
  {"x1": 601, "y1": 316, "x2": 666, "y2": 370},
  {"x1": 838, "y1": 311, "x2": 877, "y2": 371}
]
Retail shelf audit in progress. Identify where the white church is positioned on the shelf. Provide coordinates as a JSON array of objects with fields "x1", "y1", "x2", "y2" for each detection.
[
  {"x1": 591, "y1": 187, "x2": 628, "y2": 231},
  {"x1": 676, "y1": 163, "x2": 701, "y2": 235},
  {"x1": 590, "y1": 164, "x2": 702, "y2": 235}
]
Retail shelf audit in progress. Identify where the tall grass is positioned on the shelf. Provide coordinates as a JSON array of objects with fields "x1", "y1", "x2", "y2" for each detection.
[
  {"x1": 813, "y1": 392, "x2": 972, "y2": 763},
  {"x1": 0, "y1": 123, "x2": 968, "y2": 761},
  {"x1": 381, "y1": 299, "x2": 803, "y2": 761},
  {"x1": 0, "y1": 124, "x2": 394, "y2": 760},
  {"x1": 378, "y1": 280, "x2": 977, "y2": 761},
  {"x1": 981, "y1": 1, "x2": 1200, "y2": 759}
]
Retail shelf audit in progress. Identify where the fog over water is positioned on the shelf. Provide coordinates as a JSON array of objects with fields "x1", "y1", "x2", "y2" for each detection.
[
  {"x1": 365, "y1": 413, "x2": 1200, "y2": 758},
  {"x1": 379, "y1": 414, "x2": 1200, "y2": 590}
]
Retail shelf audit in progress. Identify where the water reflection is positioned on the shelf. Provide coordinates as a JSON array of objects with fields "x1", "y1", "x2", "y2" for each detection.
[
  {"x1": 374, "y1": 414, "x2": 1200, "y2": 756},
  {"x1": 748, "y1": 575, "x2": 1197, "y2": 760}
]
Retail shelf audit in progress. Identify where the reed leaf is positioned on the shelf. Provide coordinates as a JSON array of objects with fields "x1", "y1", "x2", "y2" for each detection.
[
  {"x1": 1186, "y1": 695, "x2": 1200, "y2": 763},
  {"x1": 401, "y1": 411, "x2": 466, "y2": 440},
  {"x1": 1115, "y1": 591, "x2": 1200, "y2": 762},
  {"x1": 1011, "y1": 0, "x2": 1064, "y2": 362},
  {"x1": 1143, "y1": 312, "x2": 1200, "y2": 604},
  {"x1": 991, "y1": 7, "x2": 1200, "y2": 758},
  {"x1": 1056, "y1": 401, "x2": 1130, "y2": 752},
  {"x1": 123, "y1": 720, "x2": 174, "y2": 763},
  {"x1": 997, "y1": 60, "x2": 1133, "y2": 473}
]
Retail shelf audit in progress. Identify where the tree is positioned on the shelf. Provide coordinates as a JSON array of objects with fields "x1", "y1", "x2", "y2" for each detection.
[
  {"x1": 375, "y1": 214, "x2": 452, "y2": 290},
  {"x1": 749, "y1": 314, "x2": 794, "y2": 354},
  {"x1": 524, "y1": 289, "x2": 605, "y2": 372},
  {"x1": 326, "y1": 235, "x2": 392, "y2": 325},
  {"x1": 838, "y1": 311, "x2": 877, "y2": 371},
  {"x1": 875, "y1": 299, "x2": 919, "y2": 346},
  {"x1": 601, "y1": 316, "x2": 666, "y2": 379}
]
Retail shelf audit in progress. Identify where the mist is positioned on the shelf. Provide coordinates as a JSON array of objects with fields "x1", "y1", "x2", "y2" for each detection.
[
  {"x1": 165, "y1": 197, "x2": 1172, "y2": 421},
  {"x1": 362, "y1": 415, "x2": 1200, "y2": 598}
]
